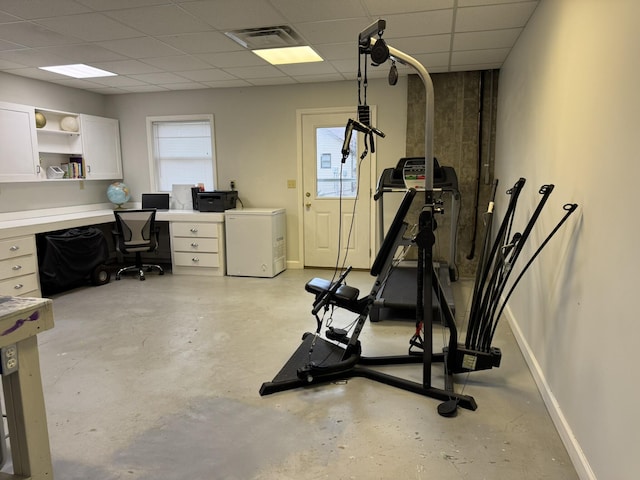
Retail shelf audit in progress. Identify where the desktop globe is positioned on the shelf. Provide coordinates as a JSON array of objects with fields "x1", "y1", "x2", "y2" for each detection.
[{"x1": 107, "y1": 182, "x2": 130, "y2": 208}]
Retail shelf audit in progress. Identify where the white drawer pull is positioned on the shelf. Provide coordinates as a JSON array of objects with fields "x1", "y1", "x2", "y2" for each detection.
[
  {"x1": 190, "y1": 228, "x2": 198, "y2": 233},
  {"x1": 14, "y1": 283, "x2": 23, "y2": 290},
  {"x1": 9, "y1": 245, "x2": 19, "y2": 251},
  {"x1": 191, "y1": 257, "x2": 200, "y2": 262},
  {"x1": 191, "y1": 242, "x2": 199, "y2": 248},
  {"x1": 12, "y1": 265, "x2": 22, "y2": 271}
]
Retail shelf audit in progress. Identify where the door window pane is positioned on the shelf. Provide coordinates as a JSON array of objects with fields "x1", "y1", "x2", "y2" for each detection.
[{"x1": 316, "y1": 127, "x2": 357, "y2": 198}]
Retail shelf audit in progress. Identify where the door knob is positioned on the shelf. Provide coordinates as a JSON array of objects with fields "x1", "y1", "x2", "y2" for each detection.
[{"x1": 305, "y1": 202, "x2": 311, "y2": 208}]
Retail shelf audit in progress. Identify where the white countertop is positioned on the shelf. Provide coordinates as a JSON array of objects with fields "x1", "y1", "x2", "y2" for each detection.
[{"x1": 0, "y1": 204, "x2": 225, "y2": 239}]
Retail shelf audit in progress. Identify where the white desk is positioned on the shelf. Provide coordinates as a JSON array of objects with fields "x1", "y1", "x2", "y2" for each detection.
[{"x1": 0, "y1": 205, "x2": 227, "y2": 297}]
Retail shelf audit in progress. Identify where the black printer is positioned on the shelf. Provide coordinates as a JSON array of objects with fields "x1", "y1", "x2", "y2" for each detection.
[{"x1": 193, "y1": 190, "x2": 238, "y2": 212}]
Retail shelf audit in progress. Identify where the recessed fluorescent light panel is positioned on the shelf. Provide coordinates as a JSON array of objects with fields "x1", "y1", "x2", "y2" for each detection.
[
  {"x1": 39, "y1": 64, "x2": 117, "y2": 79},
  {"x1": 252, "y1": 46, "x2": 323, "y2": 65}
]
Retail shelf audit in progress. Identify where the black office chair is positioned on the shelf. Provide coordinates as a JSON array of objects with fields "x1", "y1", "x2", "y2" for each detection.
[{"x1": 113, "y1": 209, "x2": 164, "y2": 281}]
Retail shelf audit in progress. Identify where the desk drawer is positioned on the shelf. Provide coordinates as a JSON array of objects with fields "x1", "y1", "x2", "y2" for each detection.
[
  {"x1": 172, "y1": 237, "x2": 219, "y2": 253},
  {"x1": 171, "y1": 222, "x2": 218, "y2": 238},
  {"x1": 0, "y1": 273, "x2": 39, "y2": 296},
  {"x1": 173, "y1": 251, "x2": 219, "y2": 268},
  {"x1": 0, "y1": 235, "x2": 36, "y2": 261},
  {"x1": 0, "y1": 255, "x2": 37, "y2": 281}
]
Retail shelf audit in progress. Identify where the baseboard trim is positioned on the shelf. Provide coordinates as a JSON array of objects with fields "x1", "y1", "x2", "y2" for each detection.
[
  {"x1": 286, "y1": 260, "x2": 304, "y2": 270},
  {"x1": 505, "y1": 304, "x2": 597, "y2": 480}
]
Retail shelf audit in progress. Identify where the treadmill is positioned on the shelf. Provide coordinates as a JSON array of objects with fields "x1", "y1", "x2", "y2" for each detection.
[{"x1": 371, "y1": 157, "x2": 460, "y2": 322}]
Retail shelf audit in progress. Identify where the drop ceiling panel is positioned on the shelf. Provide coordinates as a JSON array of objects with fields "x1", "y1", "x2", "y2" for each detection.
[
  {"x1": 129, "y1": 71, "x2": 192, "y2": 84},
  {"x1": 178, "y1": 0, "x2": 287, "y2": 30},
  {"x1": 269, "y1": 0, "x2": 367, "y2": 23},
  {"x1": 453, "y1": 28, "x2": 522, "y2": 50},
  {"x1": 247, "y1": 76, "x2": 297, "y2": 86},
  {"x1": 0, "y1": 58, "x2": 24, "y2": 69},
  {"x1": 35, "y1": 13, "x2": 142, "y2": 42},
  {"x1": 162, "y1": 82, "x2": 209, "y2": 91},
  {"x1": 296, "y1": 73, "x2": 346, "y2": 83},
  {"x1": 90, "y1": 59, "x2": 163, "y2": 75},
  {"x1": 104, "y1": 5, "x2": 212, "y2": 36},
  {"x1": 96, "y1": 37, "x2": 183, "y2": 58},
  {"x1": 141, "y1": 55, "x2": 211, "y2": 71},
  {"x1": 276, "y1": 61, "x2": 340, "y2": 76},
  {"x1": 313, "y1": 43, "x2": 357, "y2": 61},
  {"x1": 76, "y1": 0, "x2": 170, "y2": 11},
  {"x1": 196, "y1": 51, "x2": 268, "y2": 69},
  {"x1": 384, "y1": 10, "x2": 454, "y2": 38},
  {"x1": 363, "y1": 0, "x2": 454, "y2": 15},
  {"x1": 0, "y1": 11, "x2": 20, "y2": 22},
  {"x1": 176, "y1": 68, "x2": 236, "y2": 82},
  {"x1": 85, "y1": 75, "x2": 150, "y2": 87},
  {"x1": 201, "y1": 79, "x2": 253, "y2": 89},
  {"x1": 157, "y1": 32, "x2": 243, "y2": 55},
  {"x1": 222, "y1": 65, "x2": 287, "y2": 79},
  {"x1": 39, "y1": 44, "x2": 127, "y2": 63},
  {"x1": 0, "y1": 22, "x2": 80, "y2": 48},
  {"x1": 121, "y1": 84, "x2": 170, "y2": 93},
  {"x1": 0, "y1": 38, "x2": 24, "y2": 51},
  {"x1": 0, "y1": 0, "x2": 90, "y2": 19},
  {"x1": 455, "y1": 2, "x2": 538, "y2": 32},
  {"x1": 0, "y1": 48, "x2": 69, "y2": 67},
  {"x1": 458, "y1": 0, "x2": 533, "y2": 6}
]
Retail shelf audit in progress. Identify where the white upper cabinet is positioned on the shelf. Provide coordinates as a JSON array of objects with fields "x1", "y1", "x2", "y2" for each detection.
[
  {"x1": 80, "y1": 114, "x2": 122, "y2": 180},
  {"x1": 0, "y1": 102, "x2": 40, "y2": 182},
  {"x1": 0, "y1": 103, "x2": 123, "y2": 183}
]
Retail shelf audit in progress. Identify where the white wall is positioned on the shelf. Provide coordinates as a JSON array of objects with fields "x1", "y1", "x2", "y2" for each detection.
[
  {"x1": 105, "y1": 78, "x2": 408, "y2": 266},
  {"x1": 0, "y1": 72, "x2": 112, "y2": 212},
  {"x1": 495, "y1": 1, "x2": 640, "y2": 478}
]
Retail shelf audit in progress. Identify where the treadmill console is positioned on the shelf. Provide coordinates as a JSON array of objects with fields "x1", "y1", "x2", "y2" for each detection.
[{"x1": 402, "y1": 158, "x2": 426, "y2": 190}]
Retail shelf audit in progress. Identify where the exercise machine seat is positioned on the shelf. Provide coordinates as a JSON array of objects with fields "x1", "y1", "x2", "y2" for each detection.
[{"x1": 305, "y1": 277, "x2": 366, "y2": 314}]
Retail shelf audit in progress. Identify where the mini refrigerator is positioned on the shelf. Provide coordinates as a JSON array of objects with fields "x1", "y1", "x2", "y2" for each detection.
[{"x1": 225, "y1": 208, "x2": 286, "y2": 277}]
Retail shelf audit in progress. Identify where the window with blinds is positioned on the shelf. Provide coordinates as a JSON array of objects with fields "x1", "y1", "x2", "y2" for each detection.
[{"x1": 147, "y1": 115, "x2": 216, "y2": 192}]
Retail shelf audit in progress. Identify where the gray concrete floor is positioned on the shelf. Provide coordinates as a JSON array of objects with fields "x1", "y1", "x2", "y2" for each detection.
[{"x1": 25, "y1": 269, "x2": 577, "y2": 479}]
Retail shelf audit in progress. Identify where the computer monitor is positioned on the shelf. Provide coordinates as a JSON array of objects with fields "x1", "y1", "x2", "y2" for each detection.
[{"x1": 141, "y1": 193, "x2": 170, "y2": 210}]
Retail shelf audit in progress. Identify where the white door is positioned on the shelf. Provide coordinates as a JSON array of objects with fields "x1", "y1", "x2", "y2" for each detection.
[{"x1": 300, "y1": 109, "x2": 374, "y2": 269}]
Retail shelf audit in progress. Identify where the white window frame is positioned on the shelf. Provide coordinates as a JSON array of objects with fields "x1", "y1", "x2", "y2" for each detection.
[{"x1": 145, "y1": 114, "x2": 217, "y2": 193}]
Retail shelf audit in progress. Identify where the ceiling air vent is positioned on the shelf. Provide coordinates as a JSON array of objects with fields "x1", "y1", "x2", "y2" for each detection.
[{"x1": 225, "y1": 26, "x2": 304, "y2": 50}]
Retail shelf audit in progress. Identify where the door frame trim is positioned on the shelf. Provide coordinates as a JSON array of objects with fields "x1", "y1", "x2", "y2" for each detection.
[{"x1": 296, "y1": 106, "x2": 377, "y2": 269}]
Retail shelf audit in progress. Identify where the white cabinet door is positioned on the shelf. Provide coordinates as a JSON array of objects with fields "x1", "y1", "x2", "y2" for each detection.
[
  {"x1": 0, "y1": 102, "x2": 40, "y2": 182},
  {"x1": 80, "y1": 114, "x2": 123, "y2": 180}
]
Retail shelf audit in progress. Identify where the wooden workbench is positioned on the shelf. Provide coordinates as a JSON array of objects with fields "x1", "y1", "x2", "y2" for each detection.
[{"x1": 0, "y1": 296, "x2": 54, "y2": 480}]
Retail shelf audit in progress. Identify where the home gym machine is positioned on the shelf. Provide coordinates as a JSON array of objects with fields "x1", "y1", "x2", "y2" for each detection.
[
  {"x1": 371, "y1": 156, "x2": 461, "y2": 322},
  {"x1": 260, "y1": 19, "x2": 505, "y2": 416},
  {"x1": 259, "y1": 187, "x2": 483, "y2": 413}
]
